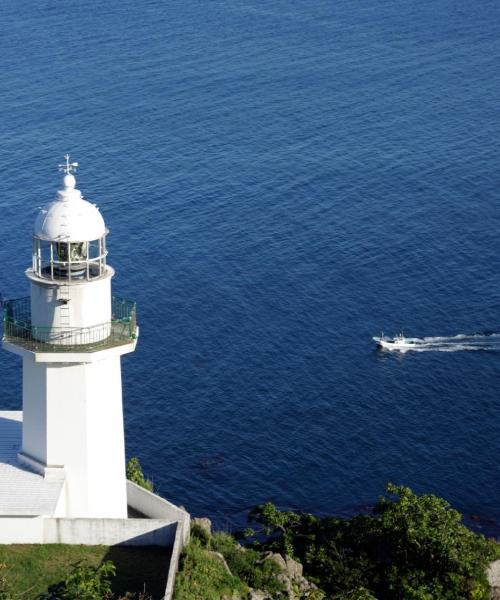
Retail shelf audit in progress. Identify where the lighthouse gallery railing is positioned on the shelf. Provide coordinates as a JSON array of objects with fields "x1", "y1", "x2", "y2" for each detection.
[{"x1": 2, "y1": 296, "x2": 137, "y2": 352}]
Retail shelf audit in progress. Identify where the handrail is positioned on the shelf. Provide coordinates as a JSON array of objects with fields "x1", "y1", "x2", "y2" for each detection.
[{"x1": 2, "y1": 296, "x2": 137, "y2": 353}]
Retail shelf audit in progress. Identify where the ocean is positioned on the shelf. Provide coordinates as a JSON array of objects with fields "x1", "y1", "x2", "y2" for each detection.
[{"x1": 1, "y1": 0, "x2": 500, "y2": 533}]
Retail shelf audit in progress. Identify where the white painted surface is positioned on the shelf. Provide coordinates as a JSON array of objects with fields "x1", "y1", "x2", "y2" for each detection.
[
  {"x1": 127, "y1": 481, "x2": 190, "y2": 545},
  {"x1": 21, "y1": 355, "x2": 128, "y2": 518},
  {"x1": 2, "y1": 167, "x2": 136, "y2": 522},
  {"x1": 21, "y1": 364, "x2": 48, "y2": 464},
  {"x1": 17, "y1": 451, "x2": 65, "y2": 480},
  {"x1": 44, "y1": 518, "x2": 177, "y2": 547},
  {"x1": 0, "y1": 411, "x2": 63, "y2": 516},
  {"x1": 29, "y1": 270, "x2": 112, "y2": 338},
  {"x1": 0, "y1": 515, "x2": 176, "y2": 547},
  {"x1": 3, "y1": 335, "x2": 137, "y2": 363},
  {"x1": 34, "y1": 174, "x2": 106, "y2": 242},
  {"x1": 0, "y1": 517, "x2": 45, "y2": 543},
  {"x1": 0, "y1": 412, "x2": 187, "y2": 598}
]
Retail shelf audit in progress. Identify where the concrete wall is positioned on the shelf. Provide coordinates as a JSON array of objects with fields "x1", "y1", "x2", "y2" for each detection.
[
  {"x1": 126, "y1": 482, "x2": 191, "y2": 599},
  {"x1": 0, "y1": 516, "x2": 176, "y2": 547},
  {"x1": 0, "y1": 485, "x2": 191, "y2": 600},
  {"x1": 44, "y1": 518, "x2": 178, "y2": 547},
  {"x1": 127, "y1": 481, "x2": 190, "y2": 545},
  {"x1": 164, "y1": 518, "x2": 186, "y2": 600},
  {"x1": 0, "y1": 516, "x2": 45, "y2": 543}
]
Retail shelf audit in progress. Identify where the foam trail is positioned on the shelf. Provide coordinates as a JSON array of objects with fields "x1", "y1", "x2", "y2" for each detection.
[{"x1": 378, "y1": 332, "x2": 500, "y2": 352}]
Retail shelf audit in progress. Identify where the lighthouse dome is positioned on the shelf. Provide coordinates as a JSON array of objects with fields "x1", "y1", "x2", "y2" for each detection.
[
  {"x1": 31, "y1": 158, "x2": 109, "y2": 282},
  {"x1": 34, "y1": 174, "x2": 106, "y2": 242}
]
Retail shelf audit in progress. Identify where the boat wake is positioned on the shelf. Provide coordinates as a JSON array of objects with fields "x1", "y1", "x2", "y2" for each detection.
[{"x1": 376, "y1": 332, "x2": 500, "y2": 353}]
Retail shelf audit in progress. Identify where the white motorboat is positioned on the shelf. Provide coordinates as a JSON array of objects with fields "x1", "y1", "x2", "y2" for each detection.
[{"x1": 373, "y1": 333, "x2": 417, "y2": 351}]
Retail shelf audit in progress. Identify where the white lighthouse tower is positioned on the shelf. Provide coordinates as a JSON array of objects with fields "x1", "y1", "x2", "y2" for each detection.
[{"x1": 2, "y1": 156, "x2": 138, "y2": 518}]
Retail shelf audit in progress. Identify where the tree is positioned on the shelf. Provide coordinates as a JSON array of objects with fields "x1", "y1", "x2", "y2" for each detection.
[
  {"x1": 249, "y1": 484, "x2": 500, "y2": 600},
  {"x1": 370, "y1": 484, "x2": 497, "y2": 599}
]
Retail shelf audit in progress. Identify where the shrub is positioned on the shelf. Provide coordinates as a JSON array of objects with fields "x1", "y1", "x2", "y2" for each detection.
[
  {"x1": 37, "y1": 561, "x2": 115, "y2": 600},
  {"x1": 249, "y1": 484, "x2": 500, "y2": 600},
  {"x1": 126, "y1": 457, "x2": 153, "y2": 492}
]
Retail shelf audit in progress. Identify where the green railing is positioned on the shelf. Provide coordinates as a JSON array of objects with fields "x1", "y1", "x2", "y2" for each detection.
[{"x1": 2, "y1": 296, "x2": 137, "y2": 353}]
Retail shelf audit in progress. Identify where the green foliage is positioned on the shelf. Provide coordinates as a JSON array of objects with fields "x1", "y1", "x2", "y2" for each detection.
[
  {"x1": 126, "y1": 457, "x2": 153, "y2": 492},
  {"x1": 249, "y1": 484, "x2": 500, "y2": 600},
  {"x1": 190, "y1": 523, "x2": 211, "y2": 546},
  {"x1": 249, "y1": 501, "x2": 301, "y2": 557},
  {"x1": 37, "y1": 560, "x2": 115, "y2": 600},
  {"x1": 209, "y1": 532, "x2": 285, "y2": 595},
  {"x1": 0, "y1": 546, "x2": 165, "y2": 599},
  {"x1": 0, "y1": 563, "x2": 11, "y2": 600},
  {"x1": 176, "y1": 527, "x2": 287, "y2": 598},
  {"x1": 174, "y1": 538, "x2": 248, "y2": 600},
  {"x1": 346, "y1": 588, "x2": 378, "y2": 600}
]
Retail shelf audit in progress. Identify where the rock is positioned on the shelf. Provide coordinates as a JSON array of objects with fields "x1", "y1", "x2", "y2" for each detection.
[
  {"x1": 207, "y1": 550, "x2": 232, "y2": 575},
  {"x1": 191, "y1": 516, "x2": 212, "y2": 535},
  {"x1": 263, "y1": 551, "x2": 287, "y2": 572},
  {"x1": 489, "y1": 560, "x2": 500, "y2": 587},
  {"x1": 284, "y1": 555, "x2": 303, "y2": 579},
  {"x1": 260, "y1": 552, "x2": 320, "y2": 599},
  {"x1": 488, "y1": 559, "x2": 500, "y2": 599},
  {"x1": 249, "y1": 590, "x2": 271, "y2": 600}
]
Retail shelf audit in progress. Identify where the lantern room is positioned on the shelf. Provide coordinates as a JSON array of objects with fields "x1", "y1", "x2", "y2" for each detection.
[
  {"x1": 32, "y1": 165, "x2": 108, "y2": 281},
  {"x1": 3, "y1": 156, "x2": 137, "y2": 352}
]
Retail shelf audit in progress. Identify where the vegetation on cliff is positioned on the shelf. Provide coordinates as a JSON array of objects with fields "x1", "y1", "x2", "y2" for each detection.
[
  {"x1": 126, "y1": 457, "x2": 154, "y2": 492},
  {"x1": 176, "y1": 484, "x2": 500, "y2": 600}
]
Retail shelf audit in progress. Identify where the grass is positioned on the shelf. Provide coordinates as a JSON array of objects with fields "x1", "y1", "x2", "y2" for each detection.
[
  {"x1": 0, "y1": 544, "x2": 170, "y2": 599},
  {"x1": 174, "y1": 527, "x2": 286, "y2": 600},
  {"x1": 174, "y1": 538, "x2": 249, "y2": 600}
]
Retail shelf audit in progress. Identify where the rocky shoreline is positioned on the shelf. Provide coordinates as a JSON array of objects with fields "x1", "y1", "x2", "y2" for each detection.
[{"x1": 191, "y1": 518, "x2": 321, "y2": 600}]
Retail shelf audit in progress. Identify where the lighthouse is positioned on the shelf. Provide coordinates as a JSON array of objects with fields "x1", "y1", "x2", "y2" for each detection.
[{"x1": 2, "y1": 156, "x2": 138, "y2": 518}]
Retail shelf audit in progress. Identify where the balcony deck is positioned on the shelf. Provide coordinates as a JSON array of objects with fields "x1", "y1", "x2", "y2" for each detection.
[{"x1": 2, "y1": 296, "x2": 137, "y2": 354}]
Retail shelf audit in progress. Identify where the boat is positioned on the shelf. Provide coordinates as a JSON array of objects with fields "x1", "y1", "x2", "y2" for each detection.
[{"x1": 372, "y1": 332, "x2": 417, "y2": 351}]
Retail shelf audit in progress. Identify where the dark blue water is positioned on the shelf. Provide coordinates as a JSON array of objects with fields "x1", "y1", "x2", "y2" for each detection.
[{"x1": 1, "y1": 0, "x2": 500, "y2": 532}]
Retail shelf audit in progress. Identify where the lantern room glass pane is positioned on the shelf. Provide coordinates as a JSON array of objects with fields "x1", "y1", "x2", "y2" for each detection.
[
  {"x1": 89, "y1": 239, "x2": 100, "y2": 259},
  {"x1": 40, "y1": 241, "x2": 51, "y2": 265},
  {"x1": 70, "y1": 242, "x2": 87, "y2": 262},
  {"x1": 55, "y1": 242, "x2": 68, "y2": 262},
  {"x1": 34, "y1": 236, "x2": 107, "y2": 281}
]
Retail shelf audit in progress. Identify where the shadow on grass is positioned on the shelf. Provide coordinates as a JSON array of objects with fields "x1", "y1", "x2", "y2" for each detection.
[
  {"x1": 0, "y1": 544, "x2": 171, "y2": 600},
  {"x1": 103, "y1": 546, "x2": 171, "y2": 600}
]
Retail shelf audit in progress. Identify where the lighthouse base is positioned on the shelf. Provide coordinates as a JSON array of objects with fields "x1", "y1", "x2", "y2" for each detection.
[
  {"x1": 17, "y1": 450, "x2": 65, "y2": 480},
  {"x1": 21, "y1": 353, "x2": 128, "y2": 519}
]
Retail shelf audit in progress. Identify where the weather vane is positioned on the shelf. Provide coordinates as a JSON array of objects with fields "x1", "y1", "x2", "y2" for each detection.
[{"x1": 58, "y1": 154, "x2": 78, "y2": 175}]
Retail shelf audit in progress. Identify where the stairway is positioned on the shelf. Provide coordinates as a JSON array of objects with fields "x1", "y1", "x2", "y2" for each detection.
[{"x1": 58, "y1": 284, "x2": 71, "y2": 342}]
